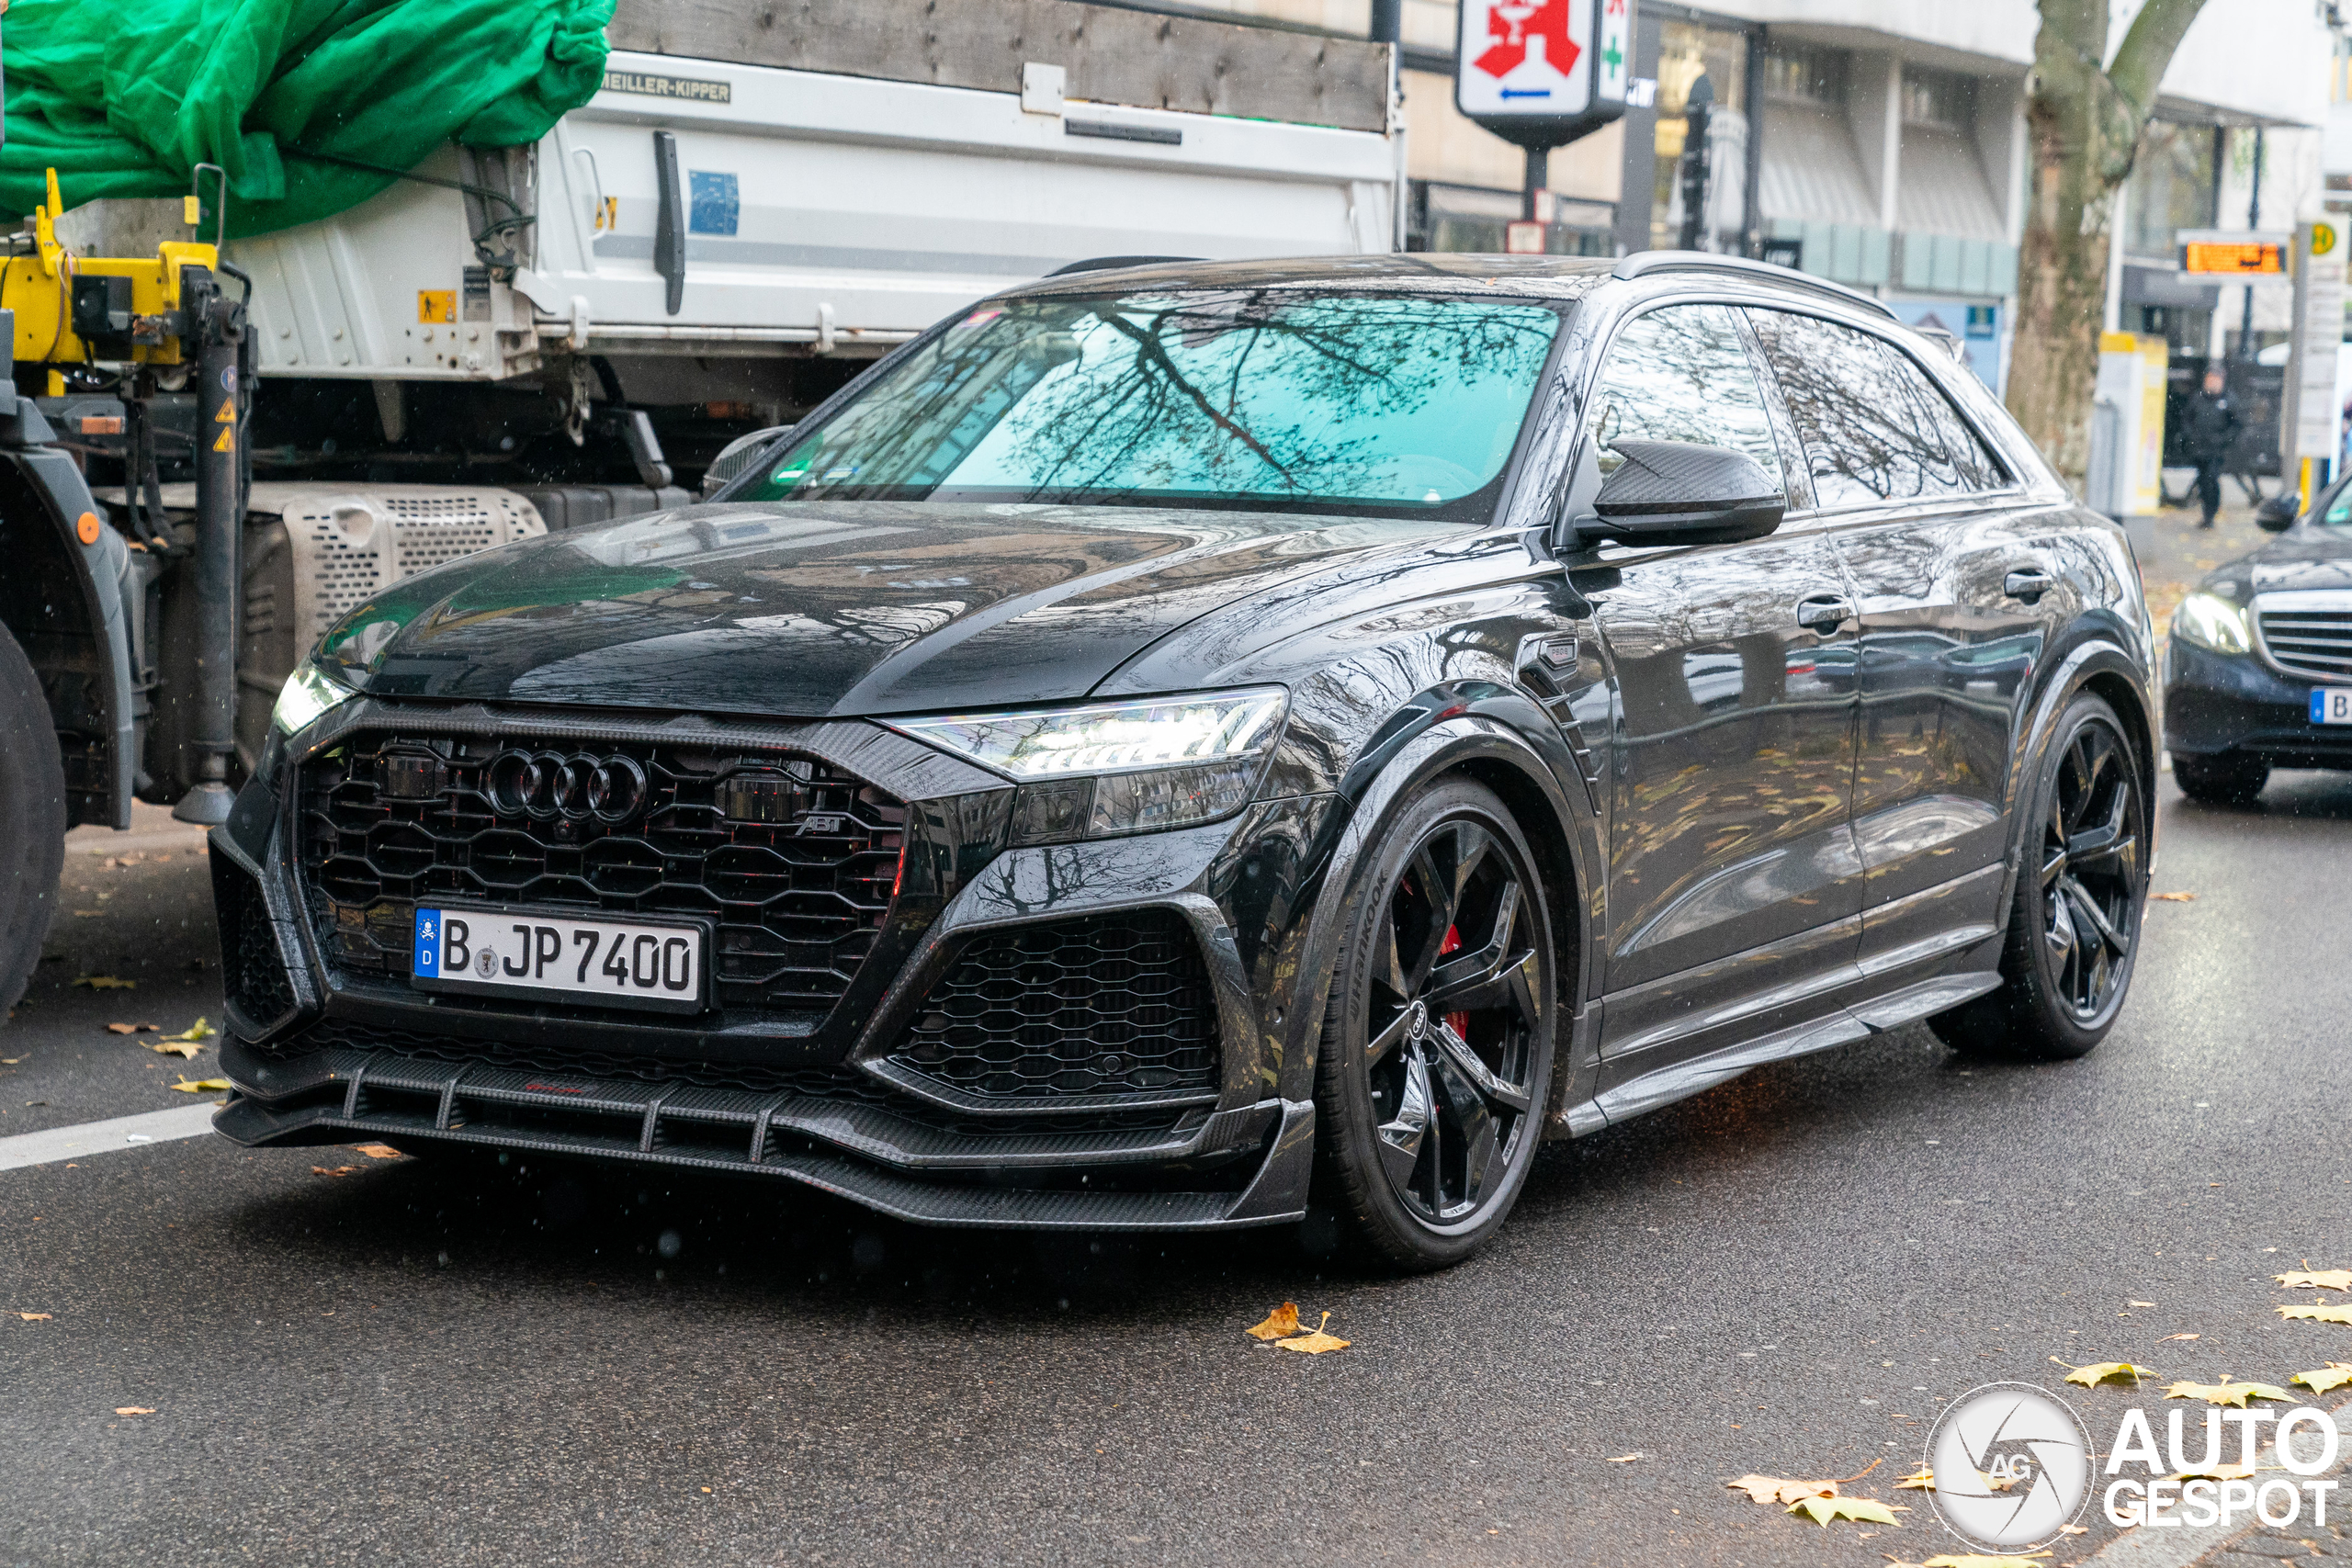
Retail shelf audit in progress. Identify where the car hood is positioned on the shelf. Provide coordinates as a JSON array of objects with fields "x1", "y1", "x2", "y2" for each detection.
[
  {"x1": 317, "y1": 501, "x2": 1463, "y2": 717},
  {"x1": 2199, "y1": 526, "x2": 2352, "y2": 601}
]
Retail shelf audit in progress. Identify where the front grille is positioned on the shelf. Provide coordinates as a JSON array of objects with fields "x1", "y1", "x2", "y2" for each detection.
[
  {"x1": 296, "y1": 731, "x2": 904, "y2": 1019},
  {"x1": 2258, "y1": 602, "x2": 2352, "y2": 679},
  {"x1": 887, "y1": 911, "x2": 1219, "y2": 1100}
]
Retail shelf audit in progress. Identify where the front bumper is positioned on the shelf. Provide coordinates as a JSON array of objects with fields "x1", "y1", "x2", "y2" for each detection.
[
  {"x1": 209, "y1": 702, "x2": 1348, "y2": 1233},
  {"x1": 2165, "y1": 639, "x2": 2352, "y2": 768}
]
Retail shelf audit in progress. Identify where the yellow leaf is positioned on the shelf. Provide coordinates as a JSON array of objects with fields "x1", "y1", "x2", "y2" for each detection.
[
  {"x1": 148, "y1": 1039, "x2": 203, "y2": 1059},
  {"x1": 351, "y1": 1144, "x2": 402, "y2": 1160},
  {"x1": 2294, "y1": 1363, "x2": 2352, "y2": 1395},
  {"x1": 1788, "y1": 1495, "x2": 1898, "y2": 1526},
  {"x1": 1728, "y1": 1474, "x2": 1840, "y2": 1506},
  {"x1": 311, "y1": 1166, "x2": 361, "y2": 1178},
  {"x1": 1604, "y1": 1452, "x2": 1645, "y2": 1463},
  {"x1": 2278, "y1": 1304, "x2": 2352, "y2": 1325},
  {"x1": 1894, "y1": 1466, "x2": 1935, "y2": 1491},
  {"x1": 2064, "y1": 1361, "x2": 2151, "y2": 1387},
  {"x1": 2148, "y1": 891, "x2": 2196, "y2": 901},
  {"x1": 1245, "y1": 1303, "x2": 1299, "y2": 1341},
  {"x1": 2128, "y1": 1300, "x2": 2155, "y2": 1308},
  {"x1": 1275, "y1": 1311, "x2": 1349, "y2": 1354},
  {"x1": 114, "y1": 1407, "x2": 153, "y2": 1416},
  {"x1": 17, "y1": 1312, "x2": 51, "y2": 1321},
  {"x1": 167, "y1": 1077, "x2": 231, "y2": 1093},
  {"x1": 2278, "y1": 1269, "x2": 2352, "y2": 1292},
  {"x1": 2169, "y1": 1462, "x2": 2256, "y2": 1483},
  {"x1": 105, "y1": 1022, "x2": 157, "y2": 1035},
  {"x1": 2165, "y1": 1378, "x2": 2292, "y2": 1406},
  {"x1": 73, "y1": 976, "x2": 135, "y2": 990}
]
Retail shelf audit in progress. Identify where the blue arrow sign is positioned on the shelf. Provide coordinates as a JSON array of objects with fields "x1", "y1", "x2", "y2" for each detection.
[{"x1": 1499, "y1": 87, "x2": 1555, "y2": 98}]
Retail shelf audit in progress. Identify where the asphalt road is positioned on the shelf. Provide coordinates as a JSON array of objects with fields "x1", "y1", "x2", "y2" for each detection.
[{"x1": 4, "y1": 773, "x2": 2349, "y2": 1568}]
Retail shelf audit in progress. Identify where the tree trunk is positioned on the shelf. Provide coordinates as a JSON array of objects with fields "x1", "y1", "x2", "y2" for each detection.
[{"x1": 2005, "y1": 0, "x2": 2209, "y2": 487}]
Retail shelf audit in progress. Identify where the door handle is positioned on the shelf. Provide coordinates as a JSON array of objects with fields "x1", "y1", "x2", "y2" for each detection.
[
  {"x1": 2004, "y1": 568, "x2": 2054, "y2": 602},
  {"x1": 1794, "y1": 594, "x2": 1853, "y2": 631}
]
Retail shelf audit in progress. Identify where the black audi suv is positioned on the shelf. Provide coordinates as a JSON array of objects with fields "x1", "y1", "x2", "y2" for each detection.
[
  {"x1": 2164, "y1": 478, "x2": 2352, "y2": 802},
  {"x1": 212, "y1": 254, "x2": 2156, "y2": 1269}
]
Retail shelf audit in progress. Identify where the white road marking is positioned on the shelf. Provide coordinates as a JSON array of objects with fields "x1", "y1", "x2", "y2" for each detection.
[{"x1": 0, "y1": 1103, "x2": 222, "y2": 1173}]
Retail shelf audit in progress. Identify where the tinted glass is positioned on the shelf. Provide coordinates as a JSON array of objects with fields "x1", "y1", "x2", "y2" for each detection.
[
  {"x1": 1583, "y1": 303, "x2": 1783, "y2": 489},
  {"x1": 1747, "y1": 310, "x2": 1991, "y2": 507},
  {"x1": 732, "y1": 292, "x2": 1564, "y2": 516}
]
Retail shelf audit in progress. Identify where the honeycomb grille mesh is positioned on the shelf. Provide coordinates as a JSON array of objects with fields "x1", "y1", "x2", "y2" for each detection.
[
  {"x1": 225, "y1": 876, "x2": 297, "y2": 1025},
  {"x1": 295, "y1": 732, "x2": 904, "y2": 1019},
  {"x1": 888, "y1": 911, "x2": 1218, "y2": 1100}
]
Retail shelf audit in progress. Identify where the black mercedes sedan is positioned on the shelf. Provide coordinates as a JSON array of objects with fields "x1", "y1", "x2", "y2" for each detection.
[
  {"x1": 212, "y1": 254, "x2": 2156, "y2": 1269},
  {"x1": 2164, "y1": 479, "x2": 2352, "y2": 802}
]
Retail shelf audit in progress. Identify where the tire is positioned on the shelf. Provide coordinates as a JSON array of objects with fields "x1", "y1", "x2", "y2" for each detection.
[
  {"x1": 1931, "y1": 694, "x2": 2148, "y2": 1061},
  {"x1": 2170, "y1": 750, "x2": 2268, "y2": 806},
  {"x1": 1311, "y1": 777, "x2": 1558, "y2": 1270},
  {"x1": 0, "y1": 622, "x2": 66, "y2": 1020}
]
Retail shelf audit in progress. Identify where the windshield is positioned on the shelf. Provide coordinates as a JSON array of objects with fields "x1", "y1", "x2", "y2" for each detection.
[{"x1": 729, "y1": 291, "x2": 1566, "y2": 518}]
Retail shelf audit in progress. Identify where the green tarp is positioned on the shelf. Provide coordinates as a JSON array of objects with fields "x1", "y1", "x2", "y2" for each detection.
[{"x1": 0, "y1": 0, "x2": 614, "y2": 239}]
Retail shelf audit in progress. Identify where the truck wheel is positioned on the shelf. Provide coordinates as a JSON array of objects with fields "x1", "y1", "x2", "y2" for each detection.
[{"x1": 0, "y1": 622, "x2": 66, "y2": 1018}]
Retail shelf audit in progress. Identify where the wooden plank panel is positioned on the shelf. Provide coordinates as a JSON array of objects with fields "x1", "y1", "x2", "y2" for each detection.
[{"x1": 605, "y1": 0, "x2": 1391, "y2": 133}]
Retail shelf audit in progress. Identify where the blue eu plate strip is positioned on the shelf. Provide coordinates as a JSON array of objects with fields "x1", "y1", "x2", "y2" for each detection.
[{"x1": 414, "y1": 907, "x2": 443, "y2": 976}]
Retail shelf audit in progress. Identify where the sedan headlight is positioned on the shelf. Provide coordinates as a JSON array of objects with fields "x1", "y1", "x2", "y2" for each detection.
[
  {"x1": 892, "y1": 687, "x2": 1287, "y2": 842},
  {"x1": 2172, "y1": 591, "x2": 2252, "y2": 655},
  {"x1": 271, "y1": 662, "x2": 357, "y2": 737}
]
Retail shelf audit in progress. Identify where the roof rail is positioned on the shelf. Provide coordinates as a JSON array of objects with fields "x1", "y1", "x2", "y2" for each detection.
[
  {"x1": 1611, "y1": 252, "x2": 1896, "y2": 320},
  {"x1": 1047, "y1": 254, "x2": 1206, "y2": 276}
]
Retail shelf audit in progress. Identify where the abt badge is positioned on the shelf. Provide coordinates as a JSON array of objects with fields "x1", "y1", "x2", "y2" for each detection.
[{"x1": 1923, "y1": 1382, "x2": 2093, "y2": 1550}]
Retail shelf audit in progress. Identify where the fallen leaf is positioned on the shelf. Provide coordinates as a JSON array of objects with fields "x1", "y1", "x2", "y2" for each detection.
[
  {"x1": 2165, "y1": 1377, "x2": 2292, "y2": 1406},
  {"x1": 1244, "y1": 1303, "x2": 1300, "y2": 1341},
  {"x1": 167, "y1": 1077, "x2": 231, "y2": 1093},
  {"x1": 1, "y1": 1057, "x2": 20, "y2": 1065},
  {"x1": 105, "y1": 1022, "x2": 158, "y2": 1035},
  {"x1": 351, "y1": 1144, "x2": 402, "y2": 1160},
  {"x1": 1276, "y1": 1311, "x2": 1349, "y2": 1354},
  {"x1": 2128, "y1": 1300, "x2": 2155, "y2": 1308},
  {"x1": 148, "y1": 1039, "x2": 204, "y2": 1060},
  {"x1": 1605, "y1": 1451, "x2": 1645, "y2": 1463},
  {"x1": 73, "y1": 976, "x2": 135, "y2": 989},
  {"x1": 311, "y1": 1166, "x2": 361, "y2": 1178},
  {"x1": 114, "y1": 1407, "x2": 153, "y2": 1416},
  {"x1": 2064, "y1": 1360, "x2": 2152, "y2": 1388},
  {"x1": 17, "y1": 1312, "x2": 51, "y2": 1321},
  {"x1": 2294, "y1": 1363, "x2": 2352, "y2": 1395},
  {"x1": 2278, "y1": 1269, "x2": 2352, "y2": 1292},
  {"x1": 2159, "y1": 1333, "x2": 2199, "y2": 1342},
  {"x1": 1894, "y1": 1466, "x2": 1935, "y2": 1491},
  {"x1": 1728, "y1": 1460, "x2": 1879, "y2": 1506},
  {"x1": 2277, "y1": 1303, "x2": 2352, "y2": 1325},
  {"x1": 2059, "y1": 1523, "x2": 2090, "y2": 1535},
  {"x1": 1788, "y1": 1495, "x2": 1898, "y2": 1526},
  {"x1": 2169, "y1": 1462, "x2": 2256, "y2": 1482},
  {"x1": 2148, "y1": 891, "x2": 2197, "y2": 902}
]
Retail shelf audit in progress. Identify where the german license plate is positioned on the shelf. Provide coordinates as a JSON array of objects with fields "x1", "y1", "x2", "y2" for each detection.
[
  {"x1": 2312, "y1": 690, "x2": 2352, "y2": 725},
  {"x1": 412, "y1": 907, "x2": 707, "y2": 1014}
]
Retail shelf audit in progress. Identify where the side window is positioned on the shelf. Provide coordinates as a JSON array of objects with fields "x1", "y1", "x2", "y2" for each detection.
[
  {"x1": 1585, "y1": 304, "x2": 1784, "y2": 491},
  {"x1": 1747, "y1": 310, "x2": 1987, "y2": 508}
]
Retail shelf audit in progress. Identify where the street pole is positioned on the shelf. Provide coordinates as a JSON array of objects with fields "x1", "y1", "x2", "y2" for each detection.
[{"x1": 1523, "y1": 145, "x2": 1549, "y2": 223}]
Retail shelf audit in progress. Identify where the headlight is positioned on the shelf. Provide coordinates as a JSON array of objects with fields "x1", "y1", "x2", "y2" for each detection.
[
  {"x1": 2172, "y1": 591, "x2": 2252, "y2": 655},
  {"x1": 891, "y1": 687, "x2": 1287, "y2": 842},
  {"x1": 271, "y1": 662, "x2": 357, "y2": 737}
]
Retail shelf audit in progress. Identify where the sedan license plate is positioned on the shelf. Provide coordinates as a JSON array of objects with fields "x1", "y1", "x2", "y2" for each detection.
[
  {"x1": 412, "y1": 907, "x2": 707, "y2": 1014},
  {"x1": 2312, "y1": 690, "x2": 2352, "y2": 725}
]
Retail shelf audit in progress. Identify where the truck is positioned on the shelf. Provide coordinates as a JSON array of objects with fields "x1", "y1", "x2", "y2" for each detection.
[{"x1": 0, "y1": 0, "x2": 1400, "y2": 1011}]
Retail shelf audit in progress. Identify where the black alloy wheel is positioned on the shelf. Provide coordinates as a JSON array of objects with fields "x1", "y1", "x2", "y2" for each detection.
[
  {"x1": 1314, "y1": 778, "x2": 1556, "y2": 1269},
  {"x1": 1932, "y1": 694, "x2": 2147, "y2": 1060}
]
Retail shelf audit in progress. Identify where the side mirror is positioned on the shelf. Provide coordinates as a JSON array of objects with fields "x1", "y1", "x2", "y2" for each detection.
[
  {"x1": 1574, "y1": 439, "x2": 1785, "y2": 547},
  {"x1": 700, "y1": 423, "x2": 797, "y2": 498},
  {"x1": 2255, "y1": 492, "x2": 2300, "y2": 533}
]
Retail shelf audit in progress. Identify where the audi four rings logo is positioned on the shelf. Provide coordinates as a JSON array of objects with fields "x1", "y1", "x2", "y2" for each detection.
[{"x1": 485, "y1": 750, "x2": 649, "y2": 823}]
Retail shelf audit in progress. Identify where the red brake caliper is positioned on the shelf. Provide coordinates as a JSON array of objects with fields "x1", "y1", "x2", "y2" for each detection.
[{"x1": 1438, "y1": 925, "x2": 1470, "y2": 1042}]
